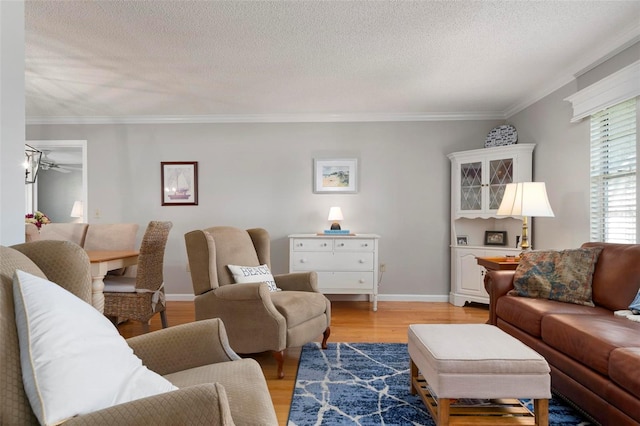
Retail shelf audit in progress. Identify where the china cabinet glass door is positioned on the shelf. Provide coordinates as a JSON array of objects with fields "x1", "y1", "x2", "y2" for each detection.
[
  {"x1": 488, "y1": 158, "x2": 513, "y2": 210},
  {"x1": 460, "y1": 162, "x2": 482, "y2": 211}
]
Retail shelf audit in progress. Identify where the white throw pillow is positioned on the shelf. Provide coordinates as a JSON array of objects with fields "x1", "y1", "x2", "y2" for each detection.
[
  {"x1": 227, "y1": 264, "x2": 279, "y2": 292},
  {"x1": 12, "y1": 270, "x2": 177, "y2": 426}
]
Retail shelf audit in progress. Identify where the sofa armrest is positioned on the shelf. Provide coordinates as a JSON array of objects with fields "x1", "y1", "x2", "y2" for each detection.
[
  {"x1": 274, "y1": 271, "x2": 318, "y2": 292},
  {"x1": 485, "y1": 270, "x2": 516, "y2": 325},
  {"x1": 64, "y1": 383, "x2": 234, "y2": 426},
  {"x1": 127, "y1": 319, "x2": 240, "y2": 375}
]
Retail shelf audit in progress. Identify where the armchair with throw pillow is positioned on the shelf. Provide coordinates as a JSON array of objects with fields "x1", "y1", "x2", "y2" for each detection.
[
  {"x1": 1, "y1": 240, "x2": 277, "y2": 425},
  {"x1": 184, "y1": 226, "x2": 331, "y2": 378}
]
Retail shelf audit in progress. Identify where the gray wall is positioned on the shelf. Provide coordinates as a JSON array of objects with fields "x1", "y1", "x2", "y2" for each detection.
[
  {"x1": 509, "y1": 42, "x2": 639, "y2": 250},
  {"x1": 26, "y1": 120, "x2": 501, "y2": 298},
  {"x1": 37, "y1": 168, "x2": 82, "y2": 223}
]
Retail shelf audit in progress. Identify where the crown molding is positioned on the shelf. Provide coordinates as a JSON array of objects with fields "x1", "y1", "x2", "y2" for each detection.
[
  {"x1": 26, "y1": 111, "x2": 507, "y2": 125},
  {"x1": 565, "y1": 60, "x2": 640, "y2": 122},
  {"x1": 505, "y1": 22, "x2": 640, "y2": 119}
]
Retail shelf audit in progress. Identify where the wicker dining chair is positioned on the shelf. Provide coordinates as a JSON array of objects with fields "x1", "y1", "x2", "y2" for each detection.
[{"x1": 103, "y1": 221, "x2": 173, "y2": 328}]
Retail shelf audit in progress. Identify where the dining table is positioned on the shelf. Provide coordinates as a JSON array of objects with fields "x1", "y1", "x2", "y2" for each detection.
[{"x1": 85, "y1": 250, "x2": 139, "y2": 313}]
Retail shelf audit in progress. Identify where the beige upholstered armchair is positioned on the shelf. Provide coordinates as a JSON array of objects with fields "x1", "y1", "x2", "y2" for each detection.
[
  {"x1": 1, "y1": 240, "x2": 277, "y2": 425},
  {"x1": 185, "y1": 226, "x2": 331, "y2": 378}
]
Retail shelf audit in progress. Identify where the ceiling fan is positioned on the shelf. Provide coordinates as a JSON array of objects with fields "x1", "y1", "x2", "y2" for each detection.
[{"x1": 39, "y1": 150, "x2": 82, "y2": 174}]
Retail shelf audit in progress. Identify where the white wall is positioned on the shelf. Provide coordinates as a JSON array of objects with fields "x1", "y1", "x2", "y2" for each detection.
[
  {"x1": 0, "y1": 1, "x2": 25, "y2": 245},
  {"x1": 26, "y1": 120, "x2": 502, "y2": 298},
  {"x1": 37, "y1": 168, "x2": 82, "y2": 222}
]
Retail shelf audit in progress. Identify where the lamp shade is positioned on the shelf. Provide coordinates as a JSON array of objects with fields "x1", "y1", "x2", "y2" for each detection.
[
  {"x1": 70, "y1": 201, "x2": 84, "y2": 218},
  {"x1": 327, "y1": 207, "x2": 344, "y2": 221},
  {"x1": 497, "y1": 182, "x2": 554, "y2": 217}
]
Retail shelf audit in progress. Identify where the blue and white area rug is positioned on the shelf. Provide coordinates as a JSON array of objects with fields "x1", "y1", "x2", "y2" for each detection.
[{"x1": 288, "y1": 342, "x2": 592, "y2": 426}]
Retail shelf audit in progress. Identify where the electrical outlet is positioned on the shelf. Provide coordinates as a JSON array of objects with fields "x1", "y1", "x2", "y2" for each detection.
[{"x1": 380, "y1": 263, "x2": 386, "y2": 272}]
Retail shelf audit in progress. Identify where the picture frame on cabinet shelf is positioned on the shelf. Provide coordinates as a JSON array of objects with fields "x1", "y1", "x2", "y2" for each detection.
[
  {"x1": 313, "y1": 158, "x2": 358, "y2": 193},
  {"x1": 485, "y1": 231, "x2": 507, "y2": 246},
  {"x1": 456, "y1": 235, "x2": 468, "y2": 246}
]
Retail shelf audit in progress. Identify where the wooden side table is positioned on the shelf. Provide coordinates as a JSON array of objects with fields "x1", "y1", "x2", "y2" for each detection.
[{"x1": 476, "y1": 256, "x2": 520, "y2": 272}]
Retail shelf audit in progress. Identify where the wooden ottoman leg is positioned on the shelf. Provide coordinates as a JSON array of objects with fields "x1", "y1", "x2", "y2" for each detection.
[
  {"x1": 410, "y1": 359, "x2": 418, "y2": 394},
  {"x1": 438, "y1": 398, "x2": 450, "y2": 426},
  {"x1": 534, "y1": 399, "x2": 549, "y2": 426}
]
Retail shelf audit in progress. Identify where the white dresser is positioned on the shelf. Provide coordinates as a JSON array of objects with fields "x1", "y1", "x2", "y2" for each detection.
[{"x1": 288, "y1": 234, "x2": 381, "y2": 311}]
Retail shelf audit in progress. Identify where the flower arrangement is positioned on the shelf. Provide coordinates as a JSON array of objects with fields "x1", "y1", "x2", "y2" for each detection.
[{"x1": 25, "y1": 211, "x2": 51, "y2": 229}]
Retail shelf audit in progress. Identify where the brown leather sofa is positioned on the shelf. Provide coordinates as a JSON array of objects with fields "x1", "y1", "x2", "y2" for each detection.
[{"x1": 485, "y1": 242, "x2": 640, "y2": 426}]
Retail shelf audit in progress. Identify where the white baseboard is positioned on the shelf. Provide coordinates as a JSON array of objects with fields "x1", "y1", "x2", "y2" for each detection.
[
  {"x1": 166, "y1": 294, "x2": 195, "y2": 302},
  {"x1": 165, "y1": 293, "x2": 449, "y2": 303}
]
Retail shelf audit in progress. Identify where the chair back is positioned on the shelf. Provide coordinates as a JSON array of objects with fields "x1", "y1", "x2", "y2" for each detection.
[
  {"x1": 184, "y1": 226, "x2": 270, "y2": 294},
  {"x1": 1, "y1": 241, "x2": 92, "y2": 425},
  {"x1": 25, "y1": 223, "x2": 40, "y2": 242},
  {"x1": 83, "y1": 223, "x2": 139, "y2": 251},
  {"x1": 135, "y1": 221, "x2": 173, "y2": 292},
  {"x1": 39, "y1": 223, "x2": 89, "y2": 247}
]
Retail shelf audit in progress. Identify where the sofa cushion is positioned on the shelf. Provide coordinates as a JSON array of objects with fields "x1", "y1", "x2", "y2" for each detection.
[
  {"x1": 496, "y1": 294, "x2": 607, "y2": 337},
  {"x1": 610, "y1": 347, "x2": 640, "y2": 399},
  {"x1": 13, "y1": 270, "x2": 177, "y2": 426},
  {"x1": 270, "y1": 291, "x2": 327, "y2": 328},
  {"x1": 541, "y1": 313, "x2": 640, "y2": 376},
  {"x1": 164, "y1": 358, "x2": 278, "y2": 425},
  {"x1": 581, "y1": 242, "x2": 640, "y2": 311},
  {"x1": 511, "y1": 247, "x2": 602, "y2": 306}
]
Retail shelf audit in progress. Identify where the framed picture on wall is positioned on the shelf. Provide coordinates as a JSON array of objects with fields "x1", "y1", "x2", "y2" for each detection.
[
  {"x1": 161, "y1": 162, "x2": 198, "y2": 206},
  {"x1": 313, "y1": 158, "x2": 358, "y2": 193}
]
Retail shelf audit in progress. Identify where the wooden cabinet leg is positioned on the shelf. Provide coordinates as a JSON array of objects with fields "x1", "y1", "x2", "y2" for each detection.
[{"x1": 273, "y1": 350, "x2": 285, "y2": 379}]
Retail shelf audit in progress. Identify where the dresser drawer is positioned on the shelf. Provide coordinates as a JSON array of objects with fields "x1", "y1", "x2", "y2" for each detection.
[
  {"x1": 317, "y1": 271, "x2": 375, "y2": 291},
  {"x1": 333, "y1": 239, "x2": 375, "y2": 251},
  {"x1": 291, "y1": 252, "x2": 374, "y2": 272},
  {"x1": 291, "y1": 238, "x2": 332, "y2": 251}
]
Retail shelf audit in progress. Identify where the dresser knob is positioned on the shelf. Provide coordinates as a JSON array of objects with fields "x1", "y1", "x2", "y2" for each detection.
[
  {"x1": 339, "y1": 243, "x2": 345, "y2": 247},
  {"x1": 300, "y1": 259, "x2": 306, "y2": 263},
  {"x1": 359, "y1": 279, "x2": 365, "y2": 283},
  {"x1": 322, "y1": 243, "x2": 327, "y2": 247},
  {"x1": 363, "y1": 243, "x2": 368, "y2": 247},
  {"x1": 359, "y1": 259, "x2": 365, "y2": 263}
]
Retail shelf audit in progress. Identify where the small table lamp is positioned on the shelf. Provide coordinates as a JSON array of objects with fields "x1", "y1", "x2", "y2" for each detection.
[
  {"x1": 497, "y1": 182, "x2": 554, "y2": 251},
  {"x1": 328, "y1": 207, "x2": 344, "y2": 230},
  {"x1": 70, "y1": 200, "x2": 84, "y2": 220}
]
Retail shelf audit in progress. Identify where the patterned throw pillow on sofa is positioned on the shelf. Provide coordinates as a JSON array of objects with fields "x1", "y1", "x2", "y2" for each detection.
[{"x1": 511, "y1": 247, "x2": 603, "y2": 306}]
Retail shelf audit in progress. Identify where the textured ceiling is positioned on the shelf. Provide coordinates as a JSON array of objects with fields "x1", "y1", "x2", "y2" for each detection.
[{"x1": 25, "y1": 1, "x2": 640, "y2": 123}]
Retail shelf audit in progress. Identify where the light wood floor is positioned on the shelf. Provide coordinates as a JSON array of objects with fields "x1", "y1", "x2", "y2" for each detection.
[{"x1": 118, "y1": 300, "x2": 489, "y2": 425}]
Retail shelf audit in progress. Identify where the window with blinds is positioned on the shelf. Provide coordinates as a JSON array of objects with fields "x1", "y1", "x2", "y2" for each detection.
[{"x1": 590, "y1": 98, "x2": 637, "y2": 243}]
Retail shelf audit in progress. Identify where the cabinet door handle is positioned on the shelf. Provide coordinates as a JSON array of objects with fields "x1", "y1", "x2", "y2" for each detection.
[
  {"x1": 297, "y1": 243, "x2": 303, "y2": 247},
  {"x1": 322, "y1": 243, "x2": 327, "y2": 247},
  {"x1": 363, "y1": 243, "x2": 368, "y2": 247},
  {"x1": 338, "y1": 243, "x2": 345, "y2": 247},
  {"x1": 300, "y1": 259, "x2": 307, "y2": 263},
  {"x1": 359, "y1": 279, "x2": 365, "y2": 283},
  {"x1": 359, "y1": 259, "x2": 365, "y2": 264}
]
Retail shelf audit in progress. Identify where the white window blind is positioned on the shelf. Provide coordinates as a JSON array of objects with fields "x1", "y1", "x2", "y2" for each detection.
[{"x1": 590, "y1": 98, "x2": 637, "y2": 243}]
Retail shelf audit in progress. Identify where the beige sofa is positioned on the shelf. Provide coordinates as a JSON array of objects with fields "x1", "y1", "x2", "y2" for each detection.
[{"x1": 1, "y1": 240, "x2": 278, "y2": 425}]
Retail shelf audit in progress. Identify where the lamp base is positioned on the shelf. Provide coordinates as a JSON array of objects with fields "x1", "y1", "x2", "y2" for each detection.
[{"x1": 330, "y1": 222, "x2": 341, "y2": 230}]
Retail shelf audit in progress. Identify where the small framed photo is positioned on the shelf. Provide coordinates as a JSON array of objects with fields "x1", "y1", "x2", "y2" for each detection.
[
  {"x1": 314, "y1": 158, "x2": 358, "y2": 193},
  {"x1": 456, "y1": 235, "x2": 468, "y2": 246},
  {"x1": 485, "y1": 231, "x2": 507, "y2": 246},
  {"x1": 161, "y1": 162, "x2": 198, "y2": 206}
]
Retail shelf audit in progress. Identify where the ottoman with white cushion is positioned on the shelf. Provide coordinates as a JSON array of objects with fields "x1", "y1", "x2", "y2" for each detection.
[{"x1": 408, "y1": 324, "x2": 551, "y2": 426}]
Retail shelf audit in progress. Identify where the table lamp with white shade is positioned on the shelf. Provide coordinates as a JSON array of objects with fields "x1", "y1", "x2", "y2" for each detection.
[
  {"x1": 328, "y1": 206, "x2": 344, "y2": 230},
  {"x1": 70, "y1": 200, "x2": 84, "y2": 221},
  {"x1": 497, "y1": 182, "x2": 554, "y2": 251}
]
